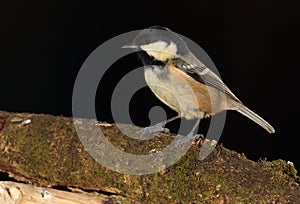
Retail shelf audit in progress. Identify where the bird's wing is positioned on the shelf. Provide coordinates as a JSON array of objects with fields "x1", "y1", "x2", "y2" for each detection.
[{"x1": 172, "y1": 58, "x2": 241, "y2": 103}]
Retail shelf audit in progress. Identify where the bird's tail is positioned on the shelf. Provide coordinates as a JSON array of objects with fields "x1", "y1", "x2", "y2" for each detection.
[{"x1": 236, "y1": 105, "x2": 275, "y2": 134}]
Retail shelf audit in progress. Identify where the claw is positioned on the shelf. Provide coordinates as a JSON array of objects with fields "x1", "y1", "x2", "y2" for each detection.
[{"x1": 174, "y1": 134, "x2": 203, "y2": 148}]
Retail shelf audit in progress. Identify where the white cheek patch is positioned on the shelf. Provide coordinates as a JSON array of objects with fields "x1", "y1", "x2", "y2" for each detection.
[{"x1": 141, "y1": 41, "x2": 178, "y2": 61}]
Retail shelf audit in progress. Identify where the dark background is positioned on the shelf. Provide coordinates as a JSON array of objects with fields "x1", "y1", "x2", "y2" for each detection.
[{"x1": 1, "y1": 1, "x2": 299, "y2": 172}]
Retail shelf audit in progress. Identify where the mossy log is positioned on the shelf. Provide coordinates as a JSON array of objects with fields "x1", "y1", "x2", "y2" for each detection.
[{"x1": 0, "y1": 110, "x2": 299, "y2": 203}]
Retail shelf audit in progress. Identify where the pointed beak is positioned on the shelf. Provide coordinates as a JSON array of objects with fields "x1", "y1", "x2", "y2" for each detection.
[{"x1": 121, "y1": 43, "x2": 139, "y2": 49}]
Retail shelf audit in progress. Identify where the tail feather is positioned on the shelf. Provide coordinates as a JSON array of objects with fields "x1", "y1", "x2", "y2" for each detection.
[{"x1": 236, "y1": 105, "x2": 275, "y2": 134}]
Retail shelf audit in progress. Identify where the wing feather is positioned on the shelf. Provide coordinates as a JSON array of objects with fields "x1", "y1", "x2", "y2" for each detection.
[{"x1": 172, "y1": 58, "x2": 241, "y2": 103}]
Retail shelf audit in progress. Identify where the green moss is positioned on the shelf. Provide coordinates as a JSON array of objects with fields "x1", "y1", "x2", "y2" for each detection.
[{"x1": 267, "y1": 159, "x2": 298, "y2": 179}]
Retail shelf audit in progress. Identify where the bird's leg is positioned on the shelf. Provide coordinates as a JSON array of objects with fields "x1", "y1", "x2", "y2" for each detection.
[
  {"x1": 175, "y1": 118, "x2": 202, "y2": 147},
  {"x1": 140, "y1": 115, "x2": 180, "y2": 137}
]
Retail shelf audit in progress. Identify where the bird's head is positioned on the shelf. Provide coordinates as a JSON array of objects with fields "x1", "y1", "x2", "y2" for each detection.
[{"x1": 123, "y1": 26, "x2": 188, "y2": 62}]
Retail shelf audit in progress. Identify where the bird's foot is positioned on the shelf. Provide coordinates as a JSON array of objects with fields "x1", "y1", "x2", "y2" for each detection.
[
  {"x1": 174, "y1": 133, "x2": 204, "y2": 148},
  {"x1": 198, "y1": 139, "x2": 218, "y2": 160},
  {"x1": 138, "y1": 121, "x2": 170, "y2": 139}
]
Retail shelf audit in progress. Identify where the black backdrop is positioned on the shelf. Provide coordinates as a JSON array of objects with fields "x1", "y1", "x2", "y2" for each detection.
[{"x1": 1, "y1": 1, "x2": 299, "y2": 172}]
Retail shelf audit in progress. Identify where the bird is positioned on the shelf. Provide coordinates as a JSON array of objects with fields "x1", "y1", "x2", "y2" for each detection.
[{"x1": 122, "y1": 26, "x2": 275, "y2": 146}]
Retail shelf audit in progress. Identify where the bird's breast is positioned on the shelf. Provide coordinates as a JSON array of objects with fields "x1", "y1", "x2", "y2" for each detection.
[{"x1": 144, "y1": 65, "x2": 223, "y2": 119}]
